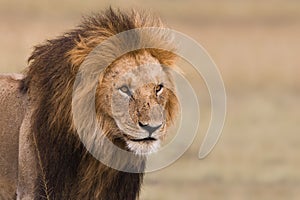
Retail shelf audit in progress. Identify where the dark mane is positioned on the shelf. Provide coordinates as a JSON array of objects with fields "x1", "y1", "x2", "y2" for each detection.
[{"x1": 21, "y1": 8, "x2": 176, "y2": 199}]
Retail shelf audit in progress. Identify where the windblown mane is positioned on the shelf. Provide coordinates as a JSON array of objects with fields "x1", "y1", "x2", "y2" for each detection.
[{"x1": 21, "y1": 8, "x2": 177, "y2": 199}]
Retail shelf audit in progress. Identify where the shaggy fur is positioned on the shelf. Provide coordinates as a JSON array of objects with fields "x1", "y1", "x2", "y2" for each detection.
[{"x1": 18, "y1": 8, "x2": 178, "y2": 200}]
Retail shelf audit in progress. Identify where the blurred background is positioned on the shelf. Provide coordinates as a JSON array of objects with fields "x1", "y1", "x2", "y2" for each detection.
[{"x1": 1, "y1": 0, "x2": 299, "y2": 199}]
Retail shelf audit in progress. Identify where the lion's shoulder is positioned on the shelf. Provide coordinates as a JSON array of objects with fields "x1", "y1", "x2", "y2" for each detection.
[
  {"x1": 0, "y1": 73, "x2": 27, "y2": 197},
  {"x1": 0, "y1": 73, "x2": 24, "y2": 82}
]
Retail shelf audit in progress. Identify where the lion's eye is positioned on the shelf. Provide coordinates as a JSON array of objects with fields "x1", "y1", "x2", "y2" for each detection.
[
  {"x1": 155, "y1": 84, "x2": 164, "y2": 95},
  {"x1": 119, "y1": 85, "x2": 131, "y2": 96}
]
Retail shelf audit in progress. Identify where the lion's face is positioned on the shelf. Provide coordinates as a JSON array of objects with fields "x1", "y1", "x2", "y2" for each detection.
[{"x1": 97, "y1": 52, "x2": 178, "y2": 155}]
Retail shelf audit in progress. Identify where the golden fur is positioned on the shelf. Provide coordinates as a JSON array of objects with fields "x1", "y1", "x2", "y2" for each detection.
[{"x1": 3, "y1": 8, "x2": 180, "y2": 199}]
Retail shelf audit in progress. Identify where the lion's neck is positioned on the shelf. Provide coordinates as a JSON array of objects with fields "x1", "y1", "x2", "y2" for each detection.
[
  {"x1": 34, "y1": 133, "x2": 145, "y2": 200},
  {"x1": 74, "y1": 154, "x2": 145, "y2": 200}
]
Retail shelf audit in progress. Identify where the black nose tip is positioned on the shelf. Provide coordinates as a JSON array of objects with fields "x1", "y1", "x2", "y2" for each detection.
[{"x1": 138, "y1": 122, "x2": 162, "y2": 134}]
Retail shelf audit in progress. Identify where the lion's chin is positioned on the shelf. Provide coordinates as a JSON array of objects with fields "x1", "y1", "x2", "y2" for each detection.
[{"x1": 126, "y1": 139, "x2": 161, "y2": 155}]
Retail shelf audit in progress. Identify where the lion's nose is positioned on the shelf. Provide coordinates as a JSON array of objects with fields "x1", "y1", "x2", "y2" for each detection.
[{"x1": 138, "y1": 122, "x2": 162, "y2": 135}]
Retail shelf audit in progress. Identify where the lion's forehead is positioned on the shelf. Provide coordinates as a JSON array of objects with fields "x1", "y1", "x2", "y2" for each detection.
[
  {"x1": 115, "y1": 53, "x2": 160, "y2": 73},
  {"x1": 108, "y1": 53, "x2": 168, "y2": 87}
]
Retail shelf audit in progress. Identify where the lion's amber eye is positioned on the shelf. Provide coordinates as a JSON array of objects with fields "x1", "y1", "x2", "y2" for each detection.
[
  {"x1": 155, "y1": 84, "x2": 164, "y2": 94},
  {"x1": 119, "y1": 85, "x2": 131, "y2": 96}
]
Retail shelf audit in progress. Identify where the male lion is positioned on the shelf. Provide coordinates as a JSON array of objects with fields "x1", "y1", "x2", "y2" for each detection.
[{"x1": 0, "y1": 8, "x2": 179, "y2": 200}]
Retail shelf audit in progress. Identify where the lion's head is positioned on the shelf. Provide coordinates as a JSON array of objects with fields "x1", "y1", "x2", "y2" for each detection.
[{"x1": 95, "y1": 51, "x2": 178, "y2": 155}]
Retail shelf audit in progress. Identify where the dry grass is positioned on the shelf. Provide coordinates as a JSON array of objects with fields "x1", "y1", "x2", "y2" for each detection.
[{"x1": 1, "y1": 1, "x2": 299, "y2": 199}]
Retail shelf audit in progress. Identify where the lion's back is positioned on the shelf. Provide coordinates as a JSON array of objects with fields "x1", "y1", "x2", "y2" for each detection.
[{"x1": 0, "y1": 73, "x2": 27, "y2": 199}]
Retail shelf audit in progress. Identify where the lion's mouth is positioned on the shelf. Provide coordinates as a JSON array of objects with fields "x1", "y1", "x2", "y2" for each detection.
[
  {"x1": 130, "y1": 137, "x2": 157, "y2": 142},
  {"x1": 123, "y1": 133, "x2": 158, "y2": 143},
  {"x1": 123, "y1": 134, "x2": 161, "y2": 155}
]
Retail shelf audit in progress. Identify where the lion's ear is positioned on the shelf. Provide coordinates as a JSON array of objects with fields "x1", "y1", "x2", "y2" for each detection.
[{"x1": 165, "y1": 89, "x2": 180, "y2": 127}]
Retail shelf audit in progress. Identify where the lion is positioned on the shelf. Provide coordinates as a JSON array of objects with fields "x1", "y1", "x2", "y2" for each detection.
[{"x1": 0, "y1": 8, "x2": 179, "y2": 200}]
